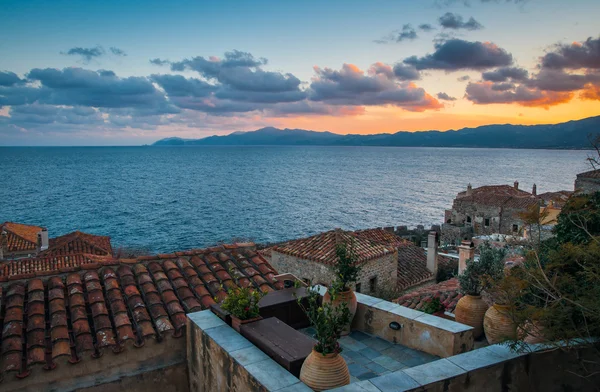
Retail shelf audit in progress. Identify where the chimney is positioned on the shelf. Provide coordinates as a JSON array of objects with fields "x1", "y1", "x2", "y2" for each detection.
[
  {"x1": 426, "y1": 231, "x2": 438, "y2": 273},
  {"x1": 466, "y1": 183, "x2": 473, "y2": 196},
  {"x1": 335, "y1": 228, "x2": 342, "y2": 245},
  {"x1": 514, "y1": 181, "x2": 519, "y2": 190},
  {"x1": 532, "y1": 184, "x2": 537, "y2": 196},
  {"x1": 37, "y1": 228, "x2": 49, "y2": 251},
  {"x1": 0, "y1": 230, "x2": 6, "y2": 259},
  {"x1": 458, "y1": 240, "x2": 475, "y2": 275}
]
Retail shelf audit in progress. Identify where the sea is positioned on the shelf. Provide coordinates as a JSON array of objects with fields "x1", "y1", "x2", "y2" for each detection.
[{"x1": 0, "y1": 146, "x2": 591, "y2": 253}]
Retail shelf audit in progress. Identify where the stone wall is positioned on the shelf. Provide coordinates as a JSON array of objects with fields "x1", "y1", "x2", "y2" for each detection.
[
  {"x1": 446, "y1": 198, "x2": 526, "y2": 237},
  {"x1": 1, "y1": 337, "x2": 187, "y2": 392},
  {"x1": 348, "y1": 290, "x2": 473, "y2": 358},
  {"x1": 187, "y1": 310, "x2": 310, "y2": 392},
  {"x1": 268, "y1": 250, "x2": 397, "y2": 295},
  {"x1": 575, "y1": 176, "x2": 600, "y2": 194}
]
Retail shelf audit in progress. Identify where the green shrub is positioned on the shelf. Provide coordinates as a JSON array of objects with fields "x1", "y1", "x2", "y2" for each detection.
[{"x1": 221, "y1": 286, "x2": 265, "y2": 320}]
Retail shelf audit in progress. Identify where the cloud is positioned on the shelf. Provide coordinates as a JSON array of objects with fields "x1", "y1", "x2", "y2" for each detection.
[
  {"x1": 0, "y1": 71, "x2": 25, "y2": 86},
  {"x1": 437, "y1": 92, "x2": 457, "y2": 101},
  {"x1": 466, "y1": 36, "x2": 600, "y2": 107},
  {"x1": 109, "y1": 47, "x2": 127, "y2": 56},
  {"x1": 465, "y1": 81, "x2": 572, "y2": 108},
  {"x1": 540, "y1": 36, "x2": 600, "y2": 70},
  {"x1": 439, "y1": 13, "x2": 484, "y2": 30},
  {"x1": 24, "y1": 67, "x2": 177, "y2": 114},
  {"x1": 404, "y1": 39, "x2": 513, "y2": 71},
  {"x1": 308, "y1": 63, "x2": 442, "y2": 111},
  {"x1": 7, "y1": 104, "x2": 103, "y2": 127},
  {"x1": 150, "y1": 58, "x2": 170, "y2": 66},
  {"x1": 457, "y1": 75, "x2": 471, "y2": 81},
  {"x1": 375, "y1": 24, "x2": 418, "y2": 44},
  {"x1": 482, "y1": 66, "x2": 529, "y2": 82},
  {"x1": 62, "y1": 46, "x2": 105, "y2": 63},
  {"x1": 392, "y1": 64, "x2": 421, "y2": 80},
  {"x1": 419, "y1": 24, "x2": 435, "y2": 32}
]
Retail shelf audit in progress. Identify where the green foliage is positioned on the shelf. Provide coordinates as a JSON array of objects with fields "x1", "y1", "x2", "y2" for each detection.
[
  {"x1": 421, "y1": 297, "x2": 444, "y2": 314},
  {"x1": 297, "y1": 287, "x2": 351, "y2": 355},
  {"x1": 220, "y1": 286, "x2": 265, "y2": 320},
  {"x1": 554, "y1": 192, "x2": 600, "y2": 245},
  {"x1": 436, "y1": 259, "x2": 456, "y2": 283},
  {"x1": 458, "y1": 243, "x2": 506, "y2": 296},
  {"x1": 331, "y1": 241, "x2": 361, "y2": 292}
]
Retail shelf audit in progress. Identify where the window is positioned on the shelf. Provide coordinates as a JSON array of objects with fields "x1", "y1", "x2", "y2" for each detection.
[
  {"x1": 466, "y1": 216, "x2": 472, "y2": 223},
  {"x1": 355, "y1": 283, "x2": 361, "y2": 293},
  {"x1": 369, "y1": 277, "x2": 377, "y2": 293},
  {"x1": 484, "y1": 218, "x2": 490, "y2": 227},
  {"x1": 512, "y1": 224, "x2": 519, "y2": 232}
]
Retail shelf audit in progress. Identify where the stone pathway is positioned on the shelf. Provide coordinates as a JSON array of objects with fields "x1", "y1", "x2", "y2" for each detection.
[{"x1": 300, "y1": 328, "x2": 440, "y2": 383}]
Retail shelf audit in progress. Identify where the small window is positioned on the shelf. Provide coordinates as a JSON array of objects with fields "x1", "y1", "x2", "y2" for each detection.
[
  {"x1": 446, "y1": 218, "x2": 451, "y2": 224},
  {"x1": 512, "y1": 224, "x2": 519, "y2": 232},
  {"x1": 355, "y1": 283, "x2": 361, "y2": 293},
  {"x1": 484, "y1": 218, "x2": 490, "y2": 227},
  {"x1": 369, "y1": 277, "x2": 377, "y2": 293},
  {"x1": 466, "y1": 216, "x2": 472, "y2": 223}
]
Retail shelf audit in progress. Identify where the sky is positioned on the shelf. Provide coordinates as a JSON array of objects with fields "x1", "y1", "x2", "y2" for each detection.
[{"x1": 0, "y1": 0, "x2": 599, "y2": 145}]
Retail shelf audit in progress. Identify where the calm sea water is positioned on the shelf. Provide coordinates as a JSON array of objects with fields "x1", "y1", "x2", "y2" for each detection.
[{"x1": 0, "y1": 146, "x2": 590, "y2": 253}]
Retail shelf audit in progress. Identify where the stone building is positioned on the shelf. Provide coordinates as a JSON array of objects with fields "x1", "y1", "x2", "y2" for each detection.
[
  {"x1": 575, "y1": 169, "x2": 600, "y2": 194},
  {"x1": 443, "y1": 182, "x2": 572, "y2": 242},
  {"x1": 267, "y1": 228, "x2": 398, "y2": 295}
]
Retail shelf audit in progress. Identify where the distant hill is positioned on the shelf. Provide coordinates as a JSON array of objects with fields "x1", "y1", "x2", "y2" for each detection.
[{"x1": 152, "y1": 116, "x2": 600, "y2": 149}]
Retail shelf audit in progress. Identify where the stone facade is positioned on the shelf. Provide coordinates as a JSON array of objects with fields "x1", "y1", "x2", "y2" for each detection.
[
  {"x1": 575, "y1": 169, "x2": 600, "y2": 194},
  {"x1": 268, "y1": 250, "x2": 397, "y2": 295}
]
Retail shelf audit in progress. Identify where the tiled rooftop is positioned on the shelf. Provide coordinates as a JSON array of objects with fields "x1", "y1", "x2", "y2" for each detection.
[
  {"x1": 455, "y1": 185, "x2": 539, "y2": 209},
  {"x1": 0, "y1": 243, "x2": 282, "y2": 381},
  {"x1": 395, "y1": 278, "x2": 462, "y2": 313},
  {"x1": 576, "y1": 168, "x2": 600, "y2": 179},
  {"x1": 0, "y1": 254, "x2": 110, "y2": 281},
  {"x1": 0, "y1": 222, "x2": 42, "y2": 253},
  {"x1": 271, "y1": 229, "x2": 396, "y2": 266},
  {"x1": 44, "y1": 231, "x2": 113, "y2": 257}
]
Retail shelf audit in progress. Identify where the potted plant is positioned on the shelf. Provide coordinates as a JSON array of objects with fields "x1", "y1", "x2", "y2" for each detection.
[
  {"x1": 220, "y1": 286, "x2": 265, "y2": 333},
  {"x1": 323, "y1": 240, "x2": 361, "y2": 335},
  {"x1": 297, "y1": 286, "x2": 351, "y2": 392},
  {"x1": 479, "y1": 246, "x2": 519, "y2": 344},
  {"x1": 455, "y1": 256, "x2": 489, "y2": 339}
]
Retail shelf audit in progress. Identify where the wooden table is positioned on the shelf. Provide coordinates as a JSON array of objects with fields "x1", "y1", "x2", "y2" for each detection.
[{"x1": 240, "y1": 317, "x2": 316, "y2": 377}]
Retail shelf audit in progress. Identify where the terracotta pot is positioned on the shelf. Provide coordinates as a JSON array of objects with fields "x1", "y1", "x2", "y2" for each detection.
[
  {"x1": 518, "y1": 320, "x2": 545, "y2": 344},
  {"x1": 323, "y1": 289, "x2": 357, "y2": 336},
  {"x1": 454, "y1": 295, "x2": 488, "y2": 339},
  {"x1": 300, "y1": 348, "x2": 349, "y2": 391},
  {"x1": 484, "y1": 304, "x2": 517, "y2": 344},
  {"x1": 231, "y1": 315, "x2": 262, "y2": 333}
]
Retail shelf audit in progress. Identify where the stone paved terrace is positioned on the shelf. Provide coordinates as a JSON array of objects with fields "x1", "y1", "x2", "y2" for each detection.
[{"x1": 301, "y1": 328, "x2": 440, "y2": 382}]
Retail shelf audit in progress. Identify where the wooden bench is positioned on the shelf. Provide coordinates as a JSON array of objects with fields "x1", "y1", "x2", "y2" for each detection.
[{"x1": 240, "y1": 317, "x2": 316, "y2": 377}]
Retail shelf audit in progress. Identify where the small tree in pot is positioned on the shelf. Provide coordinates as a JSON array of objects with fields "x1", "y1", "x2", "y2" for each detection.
[
  {"x1": 298, "y1": 287, "x2": 351, "y2": 391},
  {"x1": 455, "y1": 244, "x2": 505, "y2": 339},
  {"x1": 221, "y1": 286, "x2": 265, "y2": 333},
  {"x1": 324, "y1": 240, "x2": 361, "y2": 335}
]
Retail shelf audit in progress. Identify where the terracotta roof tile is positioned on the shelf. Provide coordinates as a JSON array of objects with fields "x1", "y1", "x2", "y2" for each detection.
[
  {"x1": 0, "y1": 222, "x2": 42, "y2": 253},
  {"x1": 0, "y1": 243, "x2": 280, "y2": 382},
  {"x1": 271, "y1": 229, "x2": 396, "y2": 266},
  {"x1": 43, "y1": 230, "x2": 112, "y2": 257},
  {"x1": 577, "y1": 169, "x2": 600, "y2": 179},
  {"x1": 395, "y1": 278, "x2": 462, "y2": 313}
]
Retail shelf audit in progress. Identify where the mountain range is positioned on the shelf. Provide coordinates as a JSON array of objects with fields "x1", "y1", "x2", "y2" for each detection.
[{"x1": 152, "y1": 115, "x2": 600, "y2": 149}]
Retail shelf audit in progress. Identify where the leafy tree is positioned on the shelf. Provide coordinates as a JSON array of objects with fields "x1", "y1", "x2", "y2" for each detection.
[{"x1": 554, "y1": 192, "x2": 600, "y2": 245}]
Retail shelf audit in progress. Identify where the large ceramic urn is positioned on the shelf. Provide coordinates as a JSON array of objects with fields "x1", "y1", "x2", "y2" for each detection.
[
  {"x1": 454, "y1": 294, "x2": 488, "y2": 339},
  {"x1": 322, "y1": 289, "x2": 357, "y2": 336},
  {"x1": 483, "y1": 304, "x2": 517, "y2": 344},
  {"x1": 300, "y1": 349, "x2": 350, "y2": 391}
]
